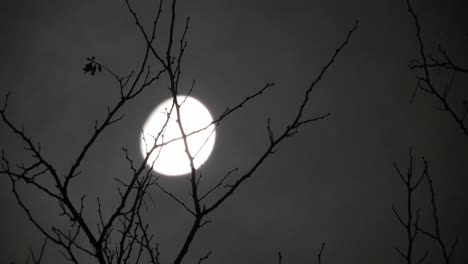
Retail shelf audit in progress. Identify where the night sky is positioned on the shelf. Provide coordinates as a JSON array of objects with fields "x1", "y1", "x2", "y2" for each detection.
[{"x1": 1, "y1": 0, "x2": 468, "y2": 263}]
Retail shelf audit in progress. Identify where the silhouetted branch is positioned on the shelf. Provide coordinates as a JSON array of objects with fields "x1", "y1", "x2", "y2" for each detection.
[
  {"x1": 28, "y1": 238, "x2": 48, "y2": 264},
  {"x1": 199, "y1": 168, "x2": 238, "y2": 201},
  {"x1": 317, "y1": 242, "x2": 325, "y2": 264},
  {"x1": 393, "y1": 148, "x2": 461, "y2": 264},
  {"x1": 125, "y1": 0, "x2": 166, "y2": 67},
  {"x1": 198, "y1": 251, "x2": 212, "y2": 264},
  {"x1": 204, "y1": 20, "x2": 358, "y2": 216},
  {"x1": 156, "y1": 182, "x2": 195, "y2": 216},
  {"x1": 409, "y1": 45, "x2": 468, "y2": 74},
  {"x1": 415, "y1": 158, "x2": 458, "y2": 264},
  {"x1": 392, "y1": 149, "x2": 426, "y2": 264},
  {"x1": 405, "y1": 0, "x2": 468, "y2": 137}
]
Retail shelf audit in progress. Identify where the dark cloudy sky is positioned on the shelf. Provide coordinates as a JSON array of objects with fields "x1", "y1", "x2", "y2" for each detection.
[{"x1": 1, "y1": 0, "x2": 468, "y2": 263}]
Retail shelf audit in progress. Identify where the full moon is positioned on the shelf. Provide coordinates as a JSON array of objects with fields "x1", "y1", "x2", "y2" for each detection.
[{"x1": 140, "y1": 96, "x2": 216, "y2": 176}]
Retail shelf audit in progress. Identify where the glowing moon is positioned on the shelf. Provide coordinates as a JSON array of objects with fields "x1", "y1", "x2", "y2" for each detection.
[{"x1": 140, "y1": 96, "x2": 216, "y2": 176}]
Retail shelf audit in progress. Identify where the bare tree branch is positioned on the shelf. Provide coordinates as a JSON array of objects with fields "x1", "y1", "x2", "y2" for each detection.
[
  {"x1": 317, "y1": 242, "x2": 325, "y2": 264},
  {"x1": 405, "y1": 0, "x2": 468, "y2": 137},
  {"x1": 204, "y1": 20, "x2": 359, "y2": 216},
  {"x1": 415, "y1": 158, "x2": 458, "y2": 264},
  {"x1": 392, "y1": 149, "x2": 427, "y2": 264},
  {"x1": 198, "y1": 251, "x2": 212, "y2": 264}
]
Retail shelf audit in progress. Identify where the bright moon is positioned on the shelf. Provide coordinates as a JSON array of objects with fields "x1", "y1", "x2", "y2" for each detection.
[{"x1": 140, "y1": 96, "x2": 216, "y2": 176}]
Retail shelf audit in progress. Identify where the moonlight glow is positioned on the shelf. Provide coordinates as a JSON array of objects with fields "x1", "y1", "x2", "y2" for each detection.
[{"x1": 140, "y1": 96, "x2": 216, "y2": 176}]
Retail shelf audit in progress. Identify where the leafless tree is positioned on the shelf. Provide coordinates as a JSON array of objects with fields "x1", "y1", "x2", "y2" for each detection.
[
  {"x1": 392, "y1": 151, "x2": 458, "y2": 264},
  {"x1": 0, "y1": 0, "x2": 358, "y2": 263},
  {"x1": 391, "y1": 1, "x2": 465, "y2": 263},
  {"x1": 392, "y1": 149, "x2": 427, "y2": 264}
]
